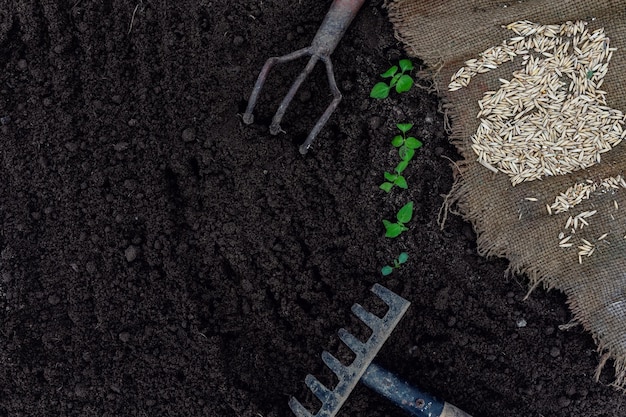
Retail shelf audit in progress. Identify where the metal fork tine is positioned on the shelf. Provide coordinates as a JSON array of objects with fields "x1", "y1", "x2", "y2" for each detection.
[
  {"x1": 338, "y1": 328, "x2": 366, "y2": 356},
  {"x1": 270, "y1": 54, "x2": 320, "y2": 135},
  {"x1": 305, "y1": 374, "x2": 333, "y2": 403},
  {"x1": 321, "y1": 351, "x2": 347, "y2": 377},
  {"x1": 351, "y1": 303, "x2": 381, "y2": 330},
  {"x1": 298, "y1": 57, "x2": 342, "y2": 154},
  {"x1": 288, "y1": 397, "x2": 314, "y2": 417},
  {"x1": 243, "y1": 47, "x2": 313, "y2": 125}
]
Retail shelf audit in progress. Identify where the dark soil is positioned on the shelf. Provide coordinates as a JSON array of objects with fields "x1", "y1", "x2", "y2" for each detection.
[{"x1": 0, "y1": 1, "x2": 624, "y2": 416}]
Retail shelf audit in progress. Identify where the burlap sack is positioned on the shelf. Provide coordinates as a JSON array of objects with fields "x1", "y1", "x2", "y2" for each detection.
[{"x1": 385, "y1": 0, "x2": 626, "y2": 389}]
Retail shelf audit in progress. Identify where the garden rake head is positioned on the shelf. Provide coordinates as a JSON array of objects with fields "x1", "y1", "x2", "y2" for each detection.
[
  {"x1": 243, "y1": 0, "x2": 366, "y2": 155},
  {"x1": 289, "y1": 283, "x2": 473, "y2": 417}
]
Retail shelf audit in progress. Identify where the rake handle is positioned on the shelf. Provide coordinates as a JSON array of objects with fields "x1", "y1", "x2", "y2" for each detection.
[{"x1": 362, "y1": 363, "x2": 473, "y2": 417}]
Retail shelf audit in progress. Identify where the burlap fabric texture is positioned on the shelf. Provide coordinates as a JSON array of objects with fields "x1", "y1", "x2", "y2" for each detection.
[{"x1": 385, "y1": 0, "x2": 626, "y2": 390}]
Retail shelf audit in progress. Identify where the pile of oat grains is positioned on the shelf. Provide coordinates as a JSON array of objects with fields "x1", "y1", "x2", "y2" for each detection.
[
  {"x1": 449, "y1": 20, "x2": 626, "y2": 263},
  {"x1": 449, "y1": 20, "x2": 626, "y2": 186}
]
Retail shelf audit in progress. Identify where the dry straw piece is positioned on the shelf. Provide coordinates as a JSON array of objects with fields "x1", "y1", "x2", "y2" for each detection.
[{"x1": 386, "y1": 0, "x2": 626, "y2": 391}]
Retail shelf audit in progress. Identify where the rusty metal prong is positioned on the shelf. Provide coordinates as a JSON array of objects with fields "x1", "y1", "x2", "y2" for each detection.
[
  {"x1": 243, "y1": 46, "x2": 313, "y2": 125},
  {"x1": 299, "y1": 56, "x2": 342, "y2": 154},
  {"x1": 270, "y1": 54, "x2": 319, "y2": 135}
]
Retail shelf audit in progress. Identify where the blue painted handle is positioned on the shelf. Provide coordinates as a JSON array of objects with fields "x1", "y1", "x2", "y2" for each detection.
[{"x1": 361, "y1": 363, "x2": 472, "y2": 417}]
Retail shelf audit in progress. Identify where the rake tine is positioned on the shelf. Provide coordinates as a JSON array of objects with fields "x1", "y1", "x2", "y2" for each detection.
[
  {"x1": 305, "y1": 374, "x2": 334, "y2": 403},
  {"x1": 270, "y1": 54, "x2": 320, "y2": 135},
  {"x1": 299, "y1": 56, "x2": 342, "y2": 154},
  {"x1": 371, "y1": 283, "x2": 398, "y2": 305},
  {"x1": 337, "y1": 328, "x2": 366, "y2": 356},
  {"x1": 288, "y1": 397, "x2": 314, "y2": 417},
  {"x1": 321, "y1": 351, "x2": 347, "y2": 377},
  {"x1": 350, "y1": 303, "x2": 381, "y2": 330},
  {"x1": 371, "y1": 283, "x2": 411, "y2": 316},
  {"x1": 243, "y1": 46, "x2": 313, "y2": 125}
]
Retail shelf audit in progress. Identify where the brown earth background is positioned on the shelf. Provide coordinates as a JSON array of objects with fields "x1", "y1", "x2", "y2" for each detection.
[{"x1": 0, "y1": 1, "x2": 624, "y2": 416}]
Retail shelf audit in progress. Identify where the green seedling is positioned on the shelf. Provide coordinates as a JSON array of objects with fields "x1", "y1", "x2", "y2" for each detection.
[
  {"x1": 381, "y1": 252, "x2": 409, "y2": 276},
  {"x1": 382, "y1": 201, "x2": 414, "y2": 238},
  {"x1": 393, "y1": 123, "x2": 422, "y2": 162},
  {"x1": 380, "y1": 124, "x2": 422, "y2": 192},
  {"x1": 379, "y1": 163, "x2": 408, "y2": 192},
  {"x1": 370, "y1": 59, "x2": 415, "y2": 99}
]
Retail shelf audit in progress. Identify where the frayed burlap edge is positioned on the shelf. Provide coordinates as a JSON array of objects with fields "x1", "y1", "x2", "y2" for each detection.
[
  {"x1": 383, "y1": 0, "x2": 626, "y2": 390},
  {"x1": 440, "y1": 76, "x2": 626, "y2": 391}
]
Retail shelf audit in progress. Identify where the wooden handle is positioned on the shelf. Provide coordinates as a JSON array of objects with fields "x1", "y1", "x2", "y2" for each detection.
[{"x1": 311, "y1": 0, "x2": 367, "y2": 55}]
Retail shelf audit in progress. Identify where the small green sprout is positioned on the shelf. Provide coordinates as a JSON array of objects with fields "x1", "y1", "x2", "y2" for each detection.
[
  {"x1": 393, "y1": 123, "x2": 422, "y2": 162},
  {"x1": 381, "y1": 252, "x2": 409, "y2": 276},
  {"x1": 380, "y1": 124, "x2": 422, "y2": 192},
  {"x1": 379, "y1": 163, "x2": 408, "y2": 192},
  {"x1": 370, "y1": 59, "x2": 415, "y2": 99},
  {"x1": 382, "y1": 201, "x2": 414, "y2": 238}
]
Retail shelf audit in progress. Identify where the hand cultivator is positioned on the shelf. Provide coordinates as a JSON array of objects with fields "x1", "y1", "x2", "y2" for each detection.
[
  {"x1": 290, "y1": 284, "x2": 473, "y2": 417},
  {"x1": 243, "y1": 0, "x2": 366, "y2": 155}
]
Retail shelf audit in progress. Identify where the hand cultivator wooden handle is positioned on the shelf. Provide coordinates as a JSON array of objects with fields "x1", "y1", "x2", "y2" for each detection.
[{"x1": 243, "y1": 0, "x2": 367, "y2": 154}]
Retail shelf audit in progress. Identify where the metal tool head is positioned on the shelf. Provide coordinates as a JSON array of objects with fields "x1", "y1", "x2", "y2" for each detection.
[
  {"x1": 289, "y1": 283, "x2": 411, "y2": 417},
  {"x1": 243, "y1": 0, "x2": 366, "y2": 154}
]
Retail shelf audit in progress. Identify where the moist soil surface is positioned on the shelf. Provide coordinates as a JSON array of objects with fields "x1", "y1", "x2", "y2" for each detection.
[{"x1": 0, "y1": 1, "x2": 624, "y2": 416}]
